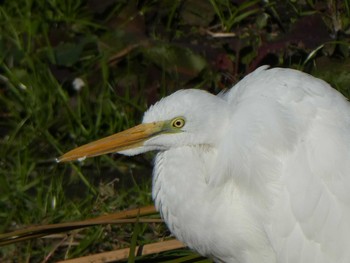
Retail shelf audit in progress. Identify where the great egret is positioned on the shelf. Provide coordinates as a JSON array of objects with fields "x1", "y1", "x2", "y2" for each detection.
[{"x1": 59, "y1": 66, "x2": 350, "y2": 263}]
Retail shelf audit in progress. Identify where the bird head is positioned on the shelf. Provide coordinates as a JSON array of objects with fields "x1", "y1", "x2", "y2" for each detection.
[{"x1": 57, "y1": 89, "x2": 229, "y2": 162}]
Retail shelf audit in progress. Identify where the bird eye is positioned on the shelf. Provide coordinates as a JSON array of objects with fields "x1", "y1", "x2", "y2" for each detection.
[{"x1": 171, "y1": 117, "x2": 185, "y2": 128}]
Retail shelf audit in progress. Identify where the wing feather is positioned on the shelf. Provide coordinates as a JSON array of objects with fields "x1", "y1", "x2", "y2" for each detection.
[{"x1": 216, "y1": 66, "x2": 350, "y2": 262}]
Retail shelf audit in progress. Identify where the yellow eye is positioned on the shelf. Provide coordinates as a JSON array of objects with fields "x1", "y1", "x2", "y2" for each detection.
[{"x1": 171, "y1": 117, "x2": 185, "y2": 128}]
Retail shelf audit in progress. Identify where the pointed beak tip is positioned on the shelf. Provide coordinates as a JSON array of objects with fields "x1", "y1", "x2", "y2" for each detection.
[
  {"x1": 56, "y1": 154, "x2": 86, "y2": 163},
  {"x1": 56, "y1": 155, "x2": 70, "y2": 163}
]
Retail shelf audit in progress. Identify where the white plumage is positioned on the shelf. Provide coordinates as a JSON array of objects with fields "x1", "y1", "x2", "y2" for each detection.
[{"x1": 59, "y1": 66, "x2": 350, "y2": 263}]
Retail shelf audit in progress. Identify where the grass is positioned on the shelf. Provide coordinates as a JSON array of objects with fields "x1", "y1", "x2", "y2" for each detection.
[{"x1": 0, "y1": 0, "x2": 349, "y2": 262}]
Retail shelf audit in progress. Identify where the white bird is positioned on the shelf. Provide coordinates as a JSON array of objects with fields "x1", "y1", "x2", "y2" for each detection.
[{"x1": 59, "y1": 66, "x2": 350, "y2": 263}]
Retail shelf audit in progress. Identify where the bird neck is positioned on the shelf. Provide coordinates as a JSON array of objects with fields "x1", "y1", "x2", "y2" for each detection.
[
  {"x1": 152, "y1": 145, "x2": 221, "y2": 254},
  {"x1": 151, "y1": 145, "x2": 275, "y2": 261}
]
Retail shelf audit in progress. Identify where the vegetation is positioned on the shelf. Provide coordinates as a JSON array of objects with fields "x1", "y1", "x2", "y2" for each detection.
[{"x1": 0, "y1": 0, "x2": 349, "y2": 262}]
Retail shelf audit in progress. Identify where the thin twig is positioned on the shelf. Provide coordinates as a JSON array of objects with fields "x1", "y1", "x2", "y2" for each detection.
[{"x1": 57, "y1": 239, "x2": 185, "y2": 263}]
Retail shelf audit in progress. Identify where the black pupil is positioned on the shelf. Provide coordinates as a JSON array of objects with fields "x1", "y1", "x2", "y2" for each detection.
[{"x1": 175, "y1": 120, "x2": 182, "y2": 127}]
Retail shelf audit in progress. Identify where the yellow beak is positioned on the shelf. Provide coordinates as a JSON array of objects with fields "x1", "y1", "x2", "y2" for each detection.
[{"x1": 57, "y1": 122, "x2": 165, "y2": 162}]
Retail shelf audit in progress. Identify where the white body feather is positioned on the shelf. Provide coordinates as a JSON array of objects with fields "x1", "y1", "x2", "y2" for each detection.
[{"x1": 141, "y1": 66, "x2": 350, "y2": 262}]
